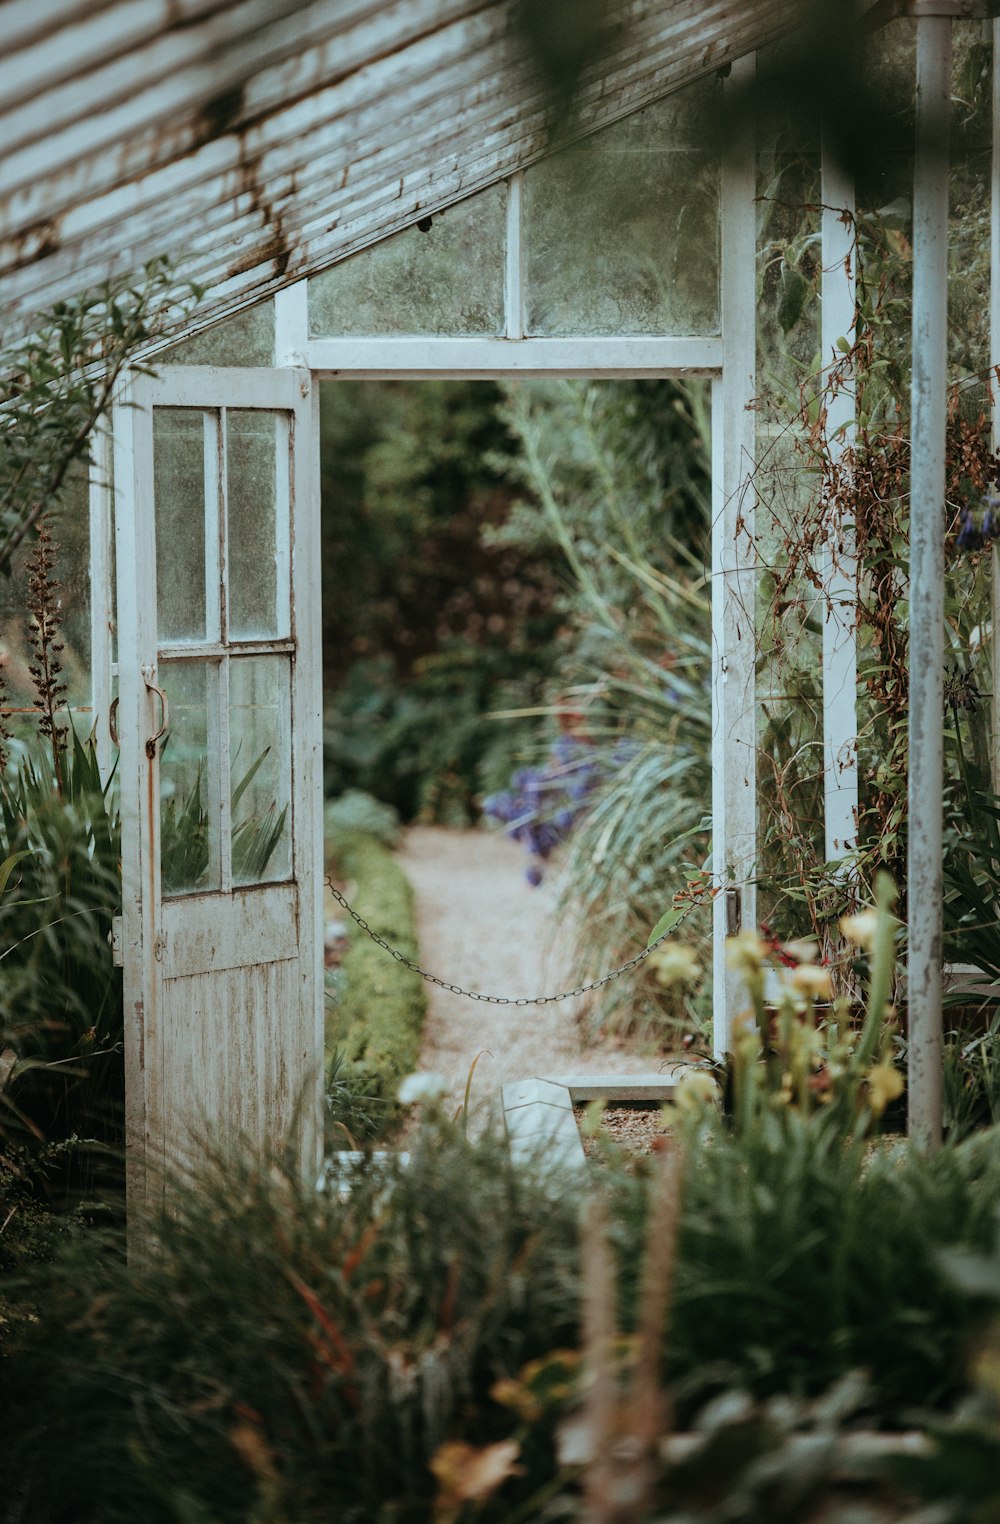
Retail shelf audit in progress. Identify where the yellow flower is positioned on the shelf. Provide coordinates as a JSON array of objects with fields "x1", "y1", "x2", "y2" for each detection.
[
  {"x1": 648, "y1": 943, "x2": 702, "y2": 987},
  {"x1": 431, "y1": 1438, "x2": 521, "y2": 1509},
  {"x1": 866, "y1": 1061, "x2": 904, "y2": 1116},
  {"x1": 790, "y1": 964, "x2": 834, "y2": 1001},
  {"x1": 675, "y1": 1068, "x2": 722, "y2": 1114},
  {"x1": 783, "y1": 938, "x2": 819, "y2": 965},
  {"x1": 840, "y1": 908, "x2": 880, "y2": 950}
]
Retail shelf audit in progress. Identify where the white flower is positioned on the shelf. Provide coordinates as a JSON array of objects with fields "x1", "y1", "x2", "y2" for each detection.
[
  {"x1": 840, "y1": 908, "x2": 880, "y2": 950},
  {"x1": 648, "y1": 943, "x2": 702, "y2": 987},
  {"x1": 790, "y1": 964, "x2": 834, "y2": 1001},
  {"x1": 397, "y1": 1071, "x2": 450, "y2": 1105},
  {"x1": 783, "y1": 938, "x2": 819, "y2": 965}
]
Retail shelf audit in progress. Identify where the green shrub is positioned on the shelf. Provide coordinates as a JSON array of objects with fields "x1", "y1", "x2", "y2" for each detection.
[
  {"x1": 324, "y1": 788, "x2": 401, "y2": 848},
  {"x1": 0, "y1": 1155, "x2": 91, "y2": 1364},
  {"x1": 324, "y1": 827, "x2": 426, "y2": 1141},
  {"x1": 9, "y1": 1098, "x2": 1000, "y2": 1522}
]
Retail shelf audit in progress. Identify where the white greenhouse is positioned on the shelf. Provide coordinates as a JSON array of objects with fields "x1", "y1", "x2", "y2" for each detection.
[{"x1": 1, "y1": 0, "x2": 994, "y2": 1200}]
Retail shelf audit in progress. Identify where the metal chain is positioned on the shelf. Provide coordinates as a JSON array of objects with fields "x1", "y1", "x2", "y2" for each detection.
[{"x1": 325, "y1": 875, "x2": 701, "y2": 1007}]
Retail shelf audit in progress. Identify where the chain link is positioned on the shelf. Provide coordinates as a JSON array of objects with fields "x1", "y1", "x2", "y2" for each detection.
[{"x1": 325, "y1": 875, "x2": 701, "y2": 1007}]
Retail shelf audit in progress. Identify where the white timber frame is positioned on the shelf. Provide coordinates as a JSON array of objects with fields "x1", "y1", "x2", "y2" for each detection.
[{"x1": 88, "y1": 420, "x2": 116, "y2": 784}]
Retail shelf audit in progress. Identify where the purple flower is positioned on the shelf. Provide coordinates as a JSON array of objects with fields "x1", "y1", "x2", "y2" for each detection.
[{"x1": 956, "y1": 507, "x2": 982, "y2": 552}]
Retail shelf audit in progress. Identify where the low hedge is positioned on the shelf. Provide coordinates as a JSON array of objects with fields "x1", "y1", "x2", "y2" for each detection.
[{"x1": 325, "y1": 827, "x2": 426, "y2": 1141}]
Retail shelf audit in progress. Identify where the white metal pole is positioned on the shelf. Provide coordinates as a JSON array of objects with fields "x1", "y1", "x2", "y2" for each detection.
[
  {"x1": 713, "y1": 55, "x2": 758, "y2": 1057},
  {"x1": 820, "y1": 133, "x2": 858, "y2": 865},
  {"x1": 907, "y1": 16, "x2": 951, "y2": 1147}
]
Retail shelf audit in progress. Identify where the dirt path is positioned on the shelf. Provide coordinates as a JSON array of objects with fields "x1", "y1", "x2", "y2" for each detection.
[{"x1": 397, "y1": 825, "x2": 650, "y2": 1106}]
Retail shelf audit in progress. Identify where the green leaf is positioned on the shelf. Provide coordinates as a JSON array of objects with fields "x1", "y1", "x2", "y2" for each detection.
[
  {"x1": 647, "y1": 907, "x2": 683, "y2": 948},
  {"x1": 0, "y1": 849, "x2": 31, "y2": 897}
]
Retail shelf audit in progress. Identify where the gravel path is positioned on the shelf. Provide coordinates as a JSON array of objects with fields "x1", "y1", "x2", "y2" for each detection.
[{"x1": 397, "y1": 825, "x2": 652, "y2": 1106}]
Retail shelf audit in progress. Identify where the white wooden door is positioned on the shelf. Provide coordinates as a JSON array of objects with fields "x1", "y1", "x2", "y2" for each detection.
[{"x1": 114, "y1": 367, "x2": 323, "y2": 1208}]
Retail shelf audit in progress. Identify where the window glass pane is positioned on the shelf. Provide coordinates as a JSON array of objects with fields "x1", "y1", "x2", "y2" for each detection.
[
  {"x1": 160, "y1": 659, "x2": 221, "y2": 896},
  {"x1": 230, "y1": 656, "x2": 292, "y2": 886},
  {"x1": 308, "y1": 184, "x2": 506, "y2": 336},
  {"x1": 524, "y1": 81, "x2": 721, "y2": 336},
  {"x1": 159, "y1": 300, "x2": 275, "y2": 366},
  {"x1": 227, "y1": 411, "x2": 281, "y2": 639},
  {"x1": 154, "y1": 410, "x2": 209, "y2": 643}
]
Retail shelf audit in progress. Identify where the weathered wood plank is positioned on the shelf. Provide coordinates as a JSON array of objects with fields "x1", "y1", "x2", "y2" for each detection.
[
  {"x1": 1, "y1": 0, "x2": 806, "y2": 342},
  {"x1": 161, "y1": 885, "x2": 300, "y2": 979}
]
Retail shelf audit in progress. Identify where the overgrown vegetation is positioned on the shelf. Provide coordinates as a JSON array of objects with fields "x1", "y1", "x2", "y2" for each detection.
[
  {"x1": 750, "y1": 23, "x2": 997, "y2": 969},
  {"x1": 6, "y1": 1080, "x2": 1000, "y2": 1521},
  {"x1": 0, "y1": 268, "x2": 199, "y2": 1215},
  {"x1": 0, "y1": 731, "x2": 122, "y2": 1195}
]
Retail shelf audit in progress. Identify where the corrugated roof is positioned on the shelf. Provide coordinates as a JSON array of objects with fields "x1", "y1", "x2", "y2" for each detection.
[{"x1": 0, "y1": 0, "x2": 806, "y2": 344}]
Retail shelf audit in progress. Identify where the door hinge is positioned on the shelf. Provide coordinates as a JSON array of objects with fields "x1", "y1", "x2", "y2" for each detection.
[{"x1": 110, "y1": 915, "x2": 124, "y2": 967}]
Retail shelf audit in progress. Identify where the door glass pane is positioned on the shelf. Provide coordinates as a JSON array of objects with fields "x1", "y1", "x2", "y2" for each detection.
[
  {"x1": 308, "y1": 183, "x2": 506, "y2": 335},
  {"x1": 230, "y1": 656, "x2": 292, "y2": 886},
  {"x1": 160, "y1": 660, "x2": 221, "y2": 896},
  {"x1": 154, "y1": 410, "x2": 209, "y2": 643},
  {"x1": 227, "y1": 411, "x2": 281, "y2": 639},
  {"x1": 524, "y1": 81, "x2": 721, "y2": 336}
]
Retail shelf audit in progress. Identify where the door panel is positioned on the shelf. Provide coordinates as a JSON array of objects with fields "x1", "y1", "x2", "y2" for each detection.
[
  {"x1": 114, "y1": 367, "x2": 322, "y2": 1208},
  {"x1": 161, "y1": 886, "x2": 300, "y2": 978}
]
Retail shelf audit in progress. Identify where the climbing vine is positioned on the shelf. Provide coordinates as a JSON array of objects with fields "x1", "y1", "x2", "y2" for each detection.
[{"x1": 749, "y1": 28, "x2": 996, "y2": 958}]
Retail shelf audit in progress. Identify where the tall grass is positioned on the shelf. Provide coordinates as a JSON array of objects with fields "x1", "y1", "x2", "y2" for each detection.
[
  {"x1": 8, "y1": 1109, "x2": 1000, "y2": 1521},
  {"x1": 495, "y1": 380, "x2": 713, "y2": 1039},
  {"x1": 5, "y1": 1123, "x2": 582, "y2": 1524},
  {"x1": 0, "y1": 730, "x2": 123, "y2": 1195}
]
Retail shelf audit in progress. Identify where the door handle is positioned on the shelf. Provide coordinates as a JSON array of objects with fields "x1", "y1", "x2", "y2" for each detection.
[
  {"x1": 141, "y1": 665, "x2": 169, "y2": 760},
  {"x1": 109, "y1": 696, "x2": 119, "y2": 748}
]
